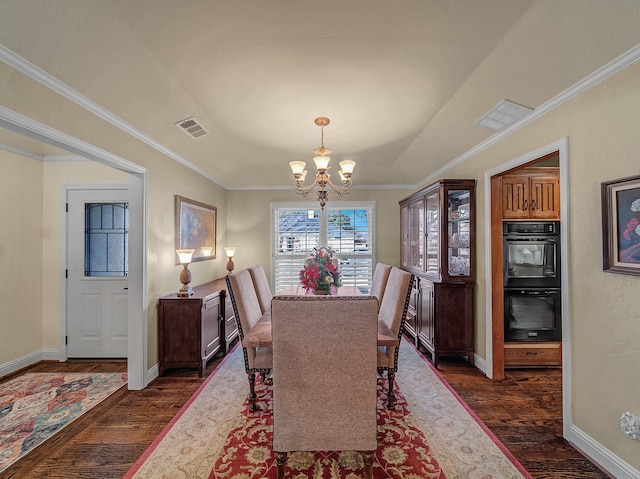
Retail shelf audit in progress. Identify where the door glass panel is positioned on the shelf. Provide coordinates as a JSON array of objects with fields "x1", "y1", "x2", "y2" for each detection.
[
  {"x1": 447, "y1": 189, "x2": 471, "y2": 276},
  {"x1": 425, "y1": 192, "x2": 440, "y2": 276},
  {"x1": 409, "y1": 200, "x2": 424, "y2": 271},
  {"x1": 84, "y1": 203, "x2": 129, "y2": 277}
]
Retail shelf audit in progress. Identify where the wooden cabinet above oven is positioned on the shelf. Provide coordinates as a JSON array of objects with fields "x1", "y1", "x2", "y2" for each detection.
[{"x1": 502, "y1": 168, "x2": 560, "y2": 220}]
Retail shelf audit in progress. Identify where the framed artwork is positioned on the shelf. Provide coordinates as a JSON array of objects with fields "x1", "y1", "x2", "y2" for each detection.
[
  {"x1": 175, "y1": 195, "x2": 217, "y2": 263},
  {"x1": 601, "y1": 174, "x2": 640, "y2": 275}
]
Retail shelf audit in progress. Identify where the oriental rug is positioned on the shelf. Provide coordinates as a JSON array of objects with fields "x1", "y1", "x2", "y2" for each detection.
[
  {"x1": 0, "y1": 371, "x2": 127, "y2": 472},
  {"x1": 125, "y1": 340, "x2": 532, "y2": 479}
]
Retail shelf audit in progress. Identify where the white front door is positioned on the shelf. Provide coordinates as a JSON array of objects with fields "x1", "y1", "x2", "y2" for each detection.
[{"x1": 67, "y1": 188, "x2": 129, "y2": 358}]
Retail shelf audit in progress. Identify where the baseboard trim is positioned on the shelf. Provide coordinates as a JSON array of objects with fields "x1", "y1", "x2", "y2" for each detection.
[
  {"x1": 566, "y1": 425, "x2": 640, "y2": 479},
  {"x1": 0, "y1": 349, "x2": 60, "y2": 378},
  {"x1": 146, "y1": 362, "x2": 159, "y2": 385},
  {"x1": 474, "y1": 353, "x2": 487, "y2": 375}
]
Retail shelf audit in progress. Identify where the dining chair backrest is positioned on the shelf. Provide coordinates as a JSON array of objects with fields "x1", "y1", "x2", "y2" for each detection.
[
  {"x1": 225, "y1": 269, "x2": 263, "y2": 338},
  {"x1": 378, "y1": 267, "x2": 413, "y2": 336},
  {"x1": 369, "y1": 262, "x2": 392, "y2": 304},
  {"x1": 248, "y1": 264, "x2": 273, "y2": 314},
  {"x1": 271, "y1": 295, "x2": 378, "y2": 454}
]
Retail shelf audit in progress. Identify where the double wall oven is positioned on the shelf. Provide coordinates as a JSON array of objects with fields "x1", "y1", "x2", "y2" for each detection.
[{"x1": 503, "y1": 221, "x2": 561, "y2": 342}]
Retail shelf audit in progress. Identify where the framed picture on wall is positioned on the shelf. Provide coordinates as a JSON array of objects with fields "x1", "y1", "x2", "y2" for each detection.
[
  {"x1": 601, "y1": 174, "x2": 640, "y2": 275},
  {"x1": 175, "y1": 195, "x2": 217, "y2": 263}
]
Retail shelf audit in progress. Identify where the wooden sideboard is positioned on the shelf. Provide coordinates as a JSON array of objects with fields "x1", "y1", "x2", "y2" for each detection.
[{"x1": 158, "y1": 278, "x2": 238, "y2": 376}]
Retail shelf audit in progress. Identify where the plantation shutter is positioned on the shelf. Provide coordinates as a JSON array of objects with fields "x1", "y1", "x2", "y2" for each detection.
[{"x1": 272, "y1": 202, "x2": 375, "y2": 294}]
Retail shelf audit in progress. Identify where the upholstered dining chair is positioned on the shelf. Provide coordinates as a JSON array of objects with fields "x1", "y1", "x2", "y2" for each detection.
[
  {"x1": 377, "y1": 267, "x2": 414, "y2": 409},
  {"x1": 225, "y1": 269, "x2": 272, "y2": 411},
  {"x1": 369, "y1": 262, "x2": 392, "y2": 306},
  {"x1": 271, "y1": 295, "x2": 379, "y2": 479},
  {"x1": 248, "y1": 264, "x2": 273, "y2": 314}
]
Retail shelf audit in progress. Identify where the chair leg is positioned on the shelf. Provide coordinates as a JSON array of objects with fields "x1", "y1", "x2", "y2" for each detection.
[
  {"x1": 261, "y1": 371, "x2": 273, "y2": 385},
  {"x1": 275, "y1": 451, "x2": 287, "y2": 479},
  {"x1": 386, "y1": 370, "x2": 396, "y2": 410},
  {"x1": 362, "y1": 450, "x2": 374, "y2": 479},
  {"x1": 248, "y1": 372, "x2": 257, "y2": 411}
]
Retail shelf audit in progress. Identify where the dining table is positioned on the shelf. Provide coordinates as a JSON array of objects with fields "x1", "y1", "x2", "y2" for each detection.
[{"x1": 241, "y1": 285, "x2": 399, "y2": 348}]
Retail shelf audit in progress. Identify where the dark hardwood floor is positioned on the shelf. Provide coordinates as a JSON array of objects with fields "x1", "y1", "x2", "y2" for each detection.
[
  {"x1": 1, "y1": 346, "x2": 610, "y2": 479},
  {"x1": 434, "y1": 356, "x2": 610, "y2": 479}
]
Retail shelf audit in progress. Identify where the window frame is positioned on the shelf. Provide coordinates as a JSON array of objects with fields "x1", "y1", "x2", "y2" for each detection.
[{"x1": 270, "y1": 201, "x2": 376, "y2": 293}]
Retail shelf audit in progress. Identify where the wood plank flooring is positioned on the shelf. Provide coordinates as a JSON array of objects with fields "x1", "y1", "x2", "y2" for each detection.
[
  {"x1": 435, "y1": 357, "x2": 610, "y2": 479},
  {"x1": 1, "y1": 348, "x2": 610, "y2": 479}
]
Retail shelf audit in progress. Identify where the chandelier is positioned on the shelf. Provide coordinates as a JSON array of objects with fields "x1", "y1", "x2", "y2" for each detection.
[{"x1": 289, "y1": 117, "x2": 356, "y2": 210}]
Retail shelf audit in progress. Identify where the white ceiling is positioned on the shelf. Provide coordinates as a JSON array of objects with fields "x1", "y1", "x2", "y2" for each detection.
[{"x1": 1, "y1": 0, "x2": 639, "y2": 187}]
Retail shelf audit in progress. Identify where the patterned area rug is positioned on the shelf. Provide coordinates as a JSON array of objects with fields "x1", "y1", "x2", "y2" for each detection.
[
  {"x1": 211, "y1": 380, "x2": 443, "y2": 478},
  {"x1": 125, "y1": 340, "x2": 532, "y2": 479},
  {"x1": 0, "y1": 372, "x2": 127, "y2": 472}
]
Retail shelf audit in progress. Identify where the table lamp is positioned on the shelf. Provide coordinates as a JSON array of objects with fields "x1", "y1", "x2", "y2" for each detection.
[
  {"x1": 224, "y1": 247, "x2": 236, "y2": 274},
  {"x1": 176, "y1": 249, "x2": 195, "y2": 297}
]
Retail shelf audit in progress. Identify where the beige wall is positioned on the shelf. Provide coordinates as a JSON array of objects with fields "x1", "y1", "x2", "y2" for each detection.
[
  {"x1": 0, "y1": 150, "x2": 43, "y2": 363},
  {"x1": 442, "y1": 60, "x2": 640, "y2": 467}
]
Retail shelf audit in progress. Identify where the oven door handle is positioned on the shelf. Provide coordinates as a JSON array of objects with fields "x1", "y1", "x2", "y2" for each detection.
[
  {"x1": 510, "y1": 290, "x2": 559, "y2": 295},
  {"x1": 504, "y1": 237, "x2": 557, "y2": 242}
]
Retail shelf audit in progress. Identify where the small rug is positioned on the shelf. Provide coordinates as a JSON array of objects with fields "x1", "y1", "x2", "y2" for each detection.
[
  {"x1": 125, "y1": 341, "x2": 532, "y2": 479},
  {"x1": 0, "y1": 371, "x2": 128, "y2": 472}
]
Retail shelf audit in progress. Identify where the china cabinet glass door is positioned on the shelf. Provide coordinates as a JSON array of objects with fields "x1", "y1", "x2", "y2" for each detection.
[
  {"x1": 425, "y1": 191, "x2": 440, "y2": 277},
  {"x1": 408, "y1": 198, "x2": 424, "y2": 271},
  {"x1": 446, "y1": 189, "x2": 471, "y2": 279}
]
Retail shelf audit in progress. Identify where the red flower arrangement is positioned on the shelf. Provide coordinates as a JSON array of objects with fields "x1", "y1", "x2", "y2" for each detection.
[{"x1": 299, "y1": 246, "x2": 341, "y2": 295}]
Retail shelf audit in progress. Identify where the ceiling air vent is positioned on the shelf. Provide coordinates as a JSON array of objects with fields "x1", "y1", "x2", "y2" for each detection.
[
  {"x1": 174, "y1": 116, "x2": 209, "y2": 139},
  {"x1": 475, "y1": 100, "x2": 533, "y2": 132}
]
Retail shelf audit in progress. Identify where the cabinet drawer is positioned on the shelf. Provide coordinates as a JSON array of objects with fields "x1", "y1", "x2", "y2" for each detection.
[{"x1": 504, "y1": 342, "x2": 561, "y2": 367}]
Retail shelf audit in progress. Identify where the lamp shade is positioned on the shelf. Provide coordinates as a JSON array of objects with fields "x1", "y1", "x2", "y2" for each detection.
[
  {"x1": 339, "y1": 160, "x2": 356, "y2": 175},
  {"x1": 289, "y1": 161, "x2": 307, "y2": 175},
  {"x1": 313, "y1": 155, "x2": 331, "y2": 170},
  {"x1": 200, "y1": 246, "x2": 213, "y2": 256},
  {"x1": 224, "y1": 246, "x2": 236, "y2": 258},
  {"x1": 176, "y1": 249, "x2": 195, "y2": 264}
]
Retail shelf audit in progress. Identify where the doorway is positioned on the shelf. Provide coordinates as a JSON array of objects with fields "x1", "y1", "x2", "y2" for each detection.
[
  {"x1": 484, "y1": 137, "x2": 572, "y2": 438},
  {"x1": 0, "y1": 106, "x2": 148, "y2": 390}
]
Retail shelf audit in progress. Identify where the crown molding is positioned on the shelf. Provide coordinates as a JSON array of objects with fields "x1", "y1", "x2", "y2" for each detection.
[
  {"x1": 0, "y1": 106, "x2": 146, "y2": 174},
  {"x1": 0, "y1": 140, "x2": 42, "y2": 161}
]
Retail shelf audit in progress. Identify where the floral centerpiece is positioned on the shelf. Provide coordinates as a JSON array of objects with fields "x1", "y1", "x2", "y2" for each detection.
[{"x1": 299, "y1": 246, "x2": 341, "y2": 295}]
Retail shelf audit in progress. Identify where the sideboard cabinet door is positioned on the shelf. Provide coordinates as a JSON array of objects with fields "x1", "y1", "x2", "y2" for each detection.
[{"x1": 158, "y1": 280, "x2": 226, "y2": 377}]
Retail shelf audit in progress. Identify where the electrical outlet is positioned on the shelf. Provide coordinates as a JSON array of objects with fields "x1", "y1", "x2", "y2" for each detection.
[{"x1": 620, "y1": 411, "x2": 640, "y2": 441}]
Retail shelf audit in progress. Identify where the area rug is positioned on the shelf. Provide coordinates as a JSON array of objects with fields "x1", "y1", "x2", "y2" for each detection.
[
  {"x1": 0, "y1": 371, "x2": 128, "y2": 472},
  {"x1": 125, "y1": 340, "x2": 532, "y2": 479}
]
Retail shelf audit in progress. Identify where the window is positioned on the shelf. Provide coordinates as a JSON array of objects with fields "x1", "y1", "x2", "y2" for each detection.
[
  {"x1": 84, "y1": 202, "x2": 129, "y2": 277},
  {"x1": 272, "y1": 201, "x2": 375, "y2": 293}
]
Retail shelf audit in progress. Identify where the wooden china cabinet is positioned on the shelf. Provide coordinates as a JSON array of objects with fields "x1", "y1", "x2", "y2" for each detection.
[{"x1": 400, "y1": 179, "x2": 475, "y2": 367}]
